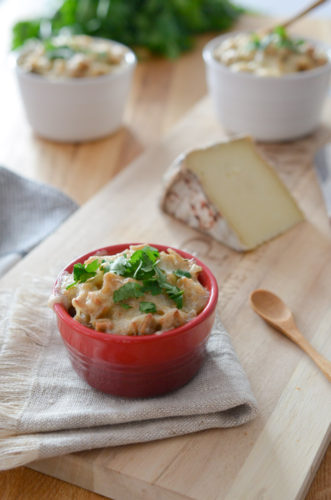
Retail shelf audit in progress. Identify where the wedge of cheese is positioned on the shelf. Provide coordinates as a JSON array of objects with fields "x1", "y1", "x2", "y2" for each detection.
[{"x1": 161, "y1": 137, "x2": 304, "y2": 251}]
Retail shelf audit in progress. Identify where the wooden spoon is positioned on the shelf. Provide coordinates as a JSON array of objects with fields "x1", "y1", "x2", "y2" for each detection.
[
  {"x1": 250, "y1": 289, "x2": 331, "y2": 382},
  {"x1": 260, "y1": 0, "x2": 328, "y2": 36}
]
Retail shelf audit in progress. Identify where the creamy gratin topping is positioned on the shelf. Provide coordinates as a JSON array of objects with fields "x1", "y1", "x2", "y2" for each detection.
[
  {"x1": 17, "y1": 35, "x2": 128, "y2": 78},
  {"x1": 51, "y1": 245, "x2": 209, "y2": 336},
  {"x1": 213, "y1": 28, "x2": 328, "y2": 77}
]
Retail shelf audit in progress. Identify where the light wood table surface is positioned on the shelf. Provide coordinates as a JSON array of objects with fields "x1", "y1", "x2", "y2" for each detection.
[{"x1": 0, "y1": 1, "x2": 330, "y2": 498}]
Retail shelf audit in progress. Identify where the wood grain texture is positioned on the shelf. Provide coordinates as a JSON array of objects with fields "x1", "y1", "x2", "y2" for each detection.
[
  {"x1": 0, "y1": 95, "x2": 330, "y2": 500},
  {"x1": 0, "y1": 2, "x2": 330, "y2": 498}
]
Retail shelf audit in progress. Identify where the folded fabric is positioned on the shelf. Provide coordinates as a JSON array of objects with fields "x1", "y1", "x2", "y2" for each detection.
[
  {"x1": 0, "y1": 276, "x2": 258, "y2": 470},
  {"x1": 0, "y1": 166, "x2": 78, "y2": 275}
]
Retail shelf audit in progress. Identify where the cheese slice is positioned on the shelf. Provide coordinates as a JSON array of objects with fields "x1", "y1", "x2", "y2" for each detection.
[{"x1": 161, "y1": 137, "x2": 304, "y2": 251}]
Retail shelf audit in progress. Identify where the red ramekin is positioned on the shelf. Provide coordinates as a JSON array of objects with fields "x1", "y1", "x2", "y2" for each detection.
[{"x1": 53, "y1": 243, "x2": 219, "y2": 398}]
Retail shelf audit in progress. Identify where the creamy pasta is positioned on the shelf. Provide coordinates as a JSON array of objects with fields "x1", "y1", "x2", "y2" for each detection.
[
  {"x1": 17, "y1": 35, "x2": 128, "y2": 79},
  {"x1": 213, "y1": 30, "x2": 328, "y2": 77},
  {"x1": 50, "y1": 245, "x2": 209, "y2": 336}
]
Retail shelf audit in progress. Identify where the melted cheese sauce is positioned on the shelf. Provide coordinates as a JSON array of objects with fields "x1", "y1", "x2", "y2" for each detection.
[
  {"x1": 51, "y1": 245, "x2": 209, "y2": 336},
  {"x1": 213, "y1": 33, "x2": 328, "y2": 77}
]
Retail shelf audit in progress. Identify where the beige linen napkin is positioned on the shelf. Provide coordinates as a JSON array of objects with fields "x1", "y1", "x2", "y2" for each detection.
[{"x1": 0, "y1": 276, "x2": 258, "y2": 470}]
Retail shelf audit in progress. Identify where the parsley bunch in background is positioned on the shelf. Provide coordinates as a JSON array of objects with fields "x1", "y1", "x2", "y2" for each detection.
[{"x1": 12, "y1": 0, "x2": 244, "y2": 58}]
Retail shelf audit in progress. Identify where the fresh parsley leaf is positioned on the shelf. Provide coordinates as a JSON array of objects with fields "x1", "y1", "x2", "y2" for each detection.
[
  {"x1": 66, "y1": 259, "x2": 100, "y2": 289},
  {"x1": 72, "y1": 263, "x2": 86, "y2": 281},
  {"x1": 154, "y1": 265, "x2": 184, "y2": 309},
  {"x1": 113, "y1": 282, "x2": 144, "y2": 303},
  {"x1": 44, "y1": 40, "x2": 57, "y2": 52},
  {"x1": 270, "y1": 26, "x2": 304, "y2": 52},
  {"x1": 248, "y1": 33, "x2": 261, "y2": 50},
  {"x1": 120, "y1": 303, "x2": 132, "y2": 309},
  {"x1": 73, "y1": 260, "x2": 100, "y2": 280},
  {"x1": 46, "y1": 46, "x2": 76, "y2": 60},
  {"x1": 85, "y1": 259, "x2": 100, "y2": 273},
  {"x1": 12, "y1": 1, "x2": 244, "y2": 57},
  {"x1": 142, "y1": 279, "x2": 162, "y2": 296},
  {"x1": 130, "y1": 246, "x2": 159, "y2": 280},
  {"x1": 65, "y1": 282, "x2": 77, "y2": 290},
  {"x1": 12, "y1": 20, "x2": 41, "y2": 50},
  {"x1": 174, "y1": 269, "x2": 191, "y2": 279},
  {"x1": 248, "y1": 26, "x2": 304, "y2": 54},
  {"x1": 139, "y1": 301, "x2": 157, "y2": 313},
  {"x1": 162, "y1": 282, "x2": 184, "y2": 309},
  {"x1": 109, "y1": 255, "x2": 132, "y2": 276},
  {"x1": 131, "y1": 246, "x2": 159, "y2": 264},
  {"x1": 108, "y1": 247, "x2": 160, "y2": 281},
  {"x1": 273, "y1": 25, "x2": 287, "y2": 39}
]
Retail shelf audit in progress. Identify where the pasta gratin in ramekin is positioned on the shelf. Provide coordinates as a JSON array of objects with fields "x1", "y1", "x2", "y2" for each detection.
[
  {"x1": 14, "y1": 36, "x2": 136, "y2": 142},
  {"x1": 203, "y1": 31, "x2": 331, "y2": 141},
  {"x1": 51, "y1": 243, "x2": 219, "y2": 397}
]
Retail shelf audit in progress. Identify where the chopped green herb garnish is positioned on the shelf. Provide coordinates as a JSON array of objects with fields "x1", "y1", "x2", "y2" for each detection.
[
  {"x1": 44, "y1": 40, "x2": 57, "y2": 52},
  {"x1": 155, "y1": 265, "x2": 184, "y2": 309},
  {"x1": 174, "y1": 269, "x2": 191, "y2": 279},
  {"x1": 142, "y1": 279, "x2": 163, "y2": 296},
  {"x1": 162, "y1": 282, "x2": 184, "y2": 309},
  {"x1": 108, "y1": 255, "x2": 132, "y2": 276},
  {"x1": 113, "y1": 282, "x2": 144, "y2": 303},
  {"x1": 130, "y1": 246, "x2": 159, "y2": 280},
  {"x1": 65, "y1": 282, "x2": 76, "y2": 290},
  {"x1": 248, "y1": 26, "x2": 305, "y2": 54},
  {"x1": 45, "y1": 46, "x2": 76, "y2": 60},
  {"x1": 66, "y1": 247, "x2": 187, "y2": 310},
  {"x1": 247, "y1": 33, "x2": 261, "y2": 50},
  {"x1": 120, "y1": 303, "x2": 132, "y2": 310},
  {"x1": 131, "y1": 246, "x2": 159, "y2": 264},
  {"x1": 96, "y1": 51, "x2": 108, "y2": 60},
  {"x1": 139, "y1": 301, "x2": 157, "y2": 313},
  {"x1": 109, "y1": 246, "x2": 159, "y2": 281},
  {"x1": 110, "y1": 249, "x2": 185, "y2": 309},
  {"x1": 85, "y1": 260, "x2": 100, "y2": 273},
  {"x1": 66, "y1": 259, "x2": 100, "y2": 289}
]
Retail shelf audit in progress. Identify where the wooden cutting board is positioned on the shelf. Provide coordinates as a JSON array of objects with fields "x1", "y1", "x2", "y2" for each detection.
[{"x1": 1, "y1": 93, "x2": 330, "y2": 499}]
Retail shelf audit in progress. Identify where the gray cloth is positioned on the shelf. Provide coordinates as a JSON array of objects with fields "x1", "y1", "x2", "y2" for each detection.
[
  {"x1": 0, "y1": 166, "x2": 78, "y2": 275},
  {"x1": 0, "y1": 277, "x2": 258, "y2": 470}
]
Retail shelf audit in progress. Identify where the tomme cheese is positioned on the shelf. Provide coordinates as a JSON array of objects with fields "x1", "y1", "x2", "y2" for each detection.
[{"x1": 160, "y1": 137, "x2": 304, "y2": 251}]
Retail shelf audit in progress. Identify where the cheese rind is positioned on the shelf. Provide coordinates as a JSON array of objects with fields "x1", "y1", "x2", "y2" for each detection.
[{"x1": 161, "y1": 138, "x2": 304, "y2": 251}]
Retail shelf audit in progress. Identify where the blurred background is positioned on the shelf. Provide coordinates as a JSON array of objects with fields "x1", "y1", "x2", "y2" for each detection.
[
  {"x1": 240, "y1": 0, "x2": 331, "y2": 16},
  {"x1": 3, "y1": 1, "x2": 331, "y2": 56}
]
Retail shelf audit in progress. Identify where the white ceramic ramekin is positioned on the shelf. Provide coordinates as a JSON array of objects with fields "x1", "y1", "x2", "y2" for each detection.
[
  {"x1": 15, "y1": 40, "x2": 136, "y2": 142},
  {"x1": 203, "y1": 33, "x2": 331, "y2": 142}
]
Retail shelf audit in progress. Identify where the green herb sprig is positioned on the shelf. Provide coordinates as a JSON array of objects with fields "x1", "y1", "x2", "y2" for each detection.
[
  {"x1": 12, "y1": 0, "x2": 244, "y2": 58},
  {"x1": 154, "y1": 266, "x2": 184, "y2": 309},
  {"x1": 66, "y1": 246, "x2": 191, "y2": 312},
  {"x1": 113, "y1": 282, "x2": 144, "y2": 303},
  {"x1": 66, "y1": 259, "x2": 100, "y2": 289},
  {"x1": 139, "y1": 302, "x2": 157, "y2": 314},
  {"x1": 174, "y1": 269, "x2": 191, "y2": 279},
  {"x1": 111, "y1": 246, "x2": 185, "y2": 310},
  {"x1": 248, "y1": 26, "x2": 305, "y2": 53}
]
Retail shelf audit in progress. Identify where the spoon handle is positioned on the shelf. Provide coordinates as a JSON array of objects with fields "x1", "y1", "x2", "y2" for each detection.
[
  {"x1": 281, "y1": 0, "x2": 327, "y2": 30},
  {"x1": 260, "y1": 0, "x2": 327, "y2": 35},
  {"x1": 287, "y1": 325, "x2": 331, "y2": 382}
]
